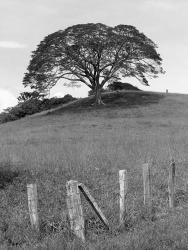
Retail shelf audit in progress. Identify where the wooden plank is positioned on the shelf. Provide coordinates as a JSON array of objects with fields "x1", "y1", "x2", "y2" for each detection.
[
  {"x1": 119, "y1": 169, "x2": 128, "y2": 225},
  {"x1": 168, "y1": 160, "x2": 176, "y2": 208},
  {"x1": 66, "y1": 180, "x2": 85, "y2": 242},
  {"x1": 27, "y1": 183, "x2": 39, "y2": 232},
  {"x1": 143, "y1": 163, "x2": 151, "y2": 206},
  {"x1": 78, "y1": 183, "x2": 109, "y2": 230}
]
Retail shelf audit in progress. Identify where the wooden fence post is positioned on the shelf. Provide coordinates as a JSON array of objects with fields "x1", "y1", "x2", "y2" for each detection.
[
  {"x1": 119, "y1": 170, "x2": 128, "y2": 225},
  {"x1": 27, "y1": 183, "x2": 39, "y2": 232},
  {"x1": 143, "y1": 163, "x2": 151, "y2": 206},
  {"x1": 168, "y1": 159, "x2": 175, "y2": 208},
  {"x1": 66, "y1": 180, "x2": 85, "y2": 242}
]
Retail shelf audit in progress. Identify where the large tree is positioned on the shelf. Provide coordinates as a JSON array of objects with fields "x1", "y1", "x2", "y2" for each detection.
[{"x1": 23, "y1": 23, "x2": 164, "y2": 104}]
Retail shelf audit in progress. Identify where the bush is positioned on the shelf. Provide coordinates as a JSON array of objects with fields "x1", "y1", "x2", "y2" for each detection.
[
  {"x1": 107, "y1": 82, "x2": 141, "y2": 91},
  {"x1": 87, "y1": 83, "x2": 141, "y2": 97},
  {"x1": 0, "y1": 95, "x2": 77, "y2": 124}
]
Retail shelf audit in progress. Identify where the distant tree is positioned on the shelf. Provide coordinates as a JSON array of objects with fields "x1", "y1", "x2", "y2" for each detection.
[
  {"x1": 107, "y1": 82, "x2": 141, "y2": 91},
  {"x1": 17, "y1": 91, "x2": 46, "y2": 103},
  {"x1": 23, "y1": 23, "x2": 164, "y2": 105}
]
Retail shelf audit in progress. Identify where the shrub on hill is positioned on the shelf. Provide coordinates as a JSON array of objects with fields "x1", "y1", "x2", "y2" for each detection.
[
  {"x1": 88, "y1": 82, "x2": 141, "y2": 96},
  {"x1": 0, "y1": 94, "x2": 76, "y2": 124},
  {"x1": 107, "y1": 82, "x2": 141, "y2": 91}
]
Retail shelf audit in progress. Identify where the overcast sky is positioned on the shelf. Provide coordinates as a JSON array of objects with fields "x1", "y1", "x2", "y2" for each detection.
[{"x1": 0, "y1": 0, "x2": 188, "y2": 111}]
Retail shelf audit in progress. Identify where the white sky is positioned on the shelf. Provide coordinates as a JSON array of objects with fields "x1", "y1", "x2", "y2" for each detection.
[{"x1": 0, "y1": 0, "x2": 188, "y2": 111}]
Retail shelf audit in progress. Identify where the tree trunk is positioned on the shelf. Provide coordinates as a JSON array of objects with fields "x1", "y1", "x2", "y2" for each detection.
[{"x1": 94, "y1": 87, "x2": 105, "y2": 105}]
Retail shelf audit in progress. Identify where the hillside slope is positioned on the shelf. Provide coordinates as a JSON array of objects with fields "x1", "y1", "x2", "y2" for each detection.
[{"x1": 1, "y1": 91, "x2": 188, "y2": 249}]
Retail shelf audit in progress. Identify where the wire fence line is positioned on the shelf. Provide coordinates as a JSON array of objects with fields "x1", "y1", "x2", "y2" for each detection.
[
  {"x1": 1, "y1": 158, "x2": 188, "y2": 246},
  {"x1": 19, "y1": 159, "x2": 188, "y2": 242}
]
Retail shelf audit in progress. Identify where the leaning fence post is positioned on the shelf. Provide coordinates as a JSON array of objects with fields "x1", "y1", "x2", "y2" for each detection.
[
  {"x1": 143, "y1": 163, "x2": 151, "y2": 206},
  {"x1": 119, "y1": 170, "x2": 128, "y2": 225},
  {"x1": 66, "y1": 180, "x2": 85, "y2": 242},
  {"x1": 78, "y1": 183, "x2": 109, "y2": 230},
  {"x1": 168, "y1": 159, "x2": 175, "y2": 208},
  {"x1": 27, "y1": 183, "x2": 39, "y2": 232}
]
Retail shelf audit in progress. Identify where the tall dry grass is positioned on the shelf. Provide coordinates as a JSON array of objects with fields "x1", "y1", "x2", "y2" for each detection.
[{"x1": 0, "y1": 92, "x2": 188, "y2": 249}]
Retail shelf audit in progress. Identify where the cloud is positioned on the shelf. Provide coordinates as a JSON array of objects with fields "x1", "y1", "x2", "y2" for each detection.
[
  {"x1": 0, "y1": 41, "x2": 27, "y2": 49},
  {"x1": 0, "y1": 89, "x2": 17, "y2": 112}
]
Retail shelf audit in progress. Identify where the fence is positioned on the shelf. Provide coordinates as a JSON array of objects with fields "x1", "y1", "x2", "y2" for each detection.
[{"x1": 23, "y1": 159, "x2": 185, "y2": 243}]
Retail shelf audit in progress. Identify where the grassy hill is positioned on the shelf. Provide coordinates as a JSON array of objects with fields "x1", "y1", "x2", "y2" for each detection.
[{"x1": 1, "y1": 91, "x2": 188, "y2": 249}]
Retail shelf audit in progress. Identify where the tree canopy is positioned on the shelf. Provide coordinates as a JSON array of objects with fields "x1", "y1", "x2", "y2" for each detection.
[
  {"x1": 23, "y1": 23, "x2": 164, "y2": 104},
  {"x1": 17, "y1": 91, "x2": 45, "y2": 102}
]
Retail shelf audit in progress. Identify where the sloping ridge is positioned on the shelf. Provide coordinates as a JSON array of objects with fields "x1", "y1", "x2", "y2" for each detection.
[
  {"x1": 29, "y1": 90, "x2": 165, "y2": 117},
  {"x1": 29, "y1": 98, "x2": 81, "y2": 117}
]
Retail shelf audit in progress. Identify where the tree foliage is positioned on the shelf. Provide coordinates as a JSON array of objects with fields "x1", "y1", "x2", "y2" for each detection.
[
  {"x1": 23, "y1": 23, "x2": 164, "y2": 104},
  {"x1": 17, "y1": 91, "x2": 46, "y2": 103}
]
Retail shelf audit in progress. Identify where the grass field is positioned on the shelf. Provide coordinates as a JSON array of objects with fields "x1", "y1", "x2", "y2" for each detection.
[{"x1": 1, "y1": 91, "x2": 188, "y2": 249}]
